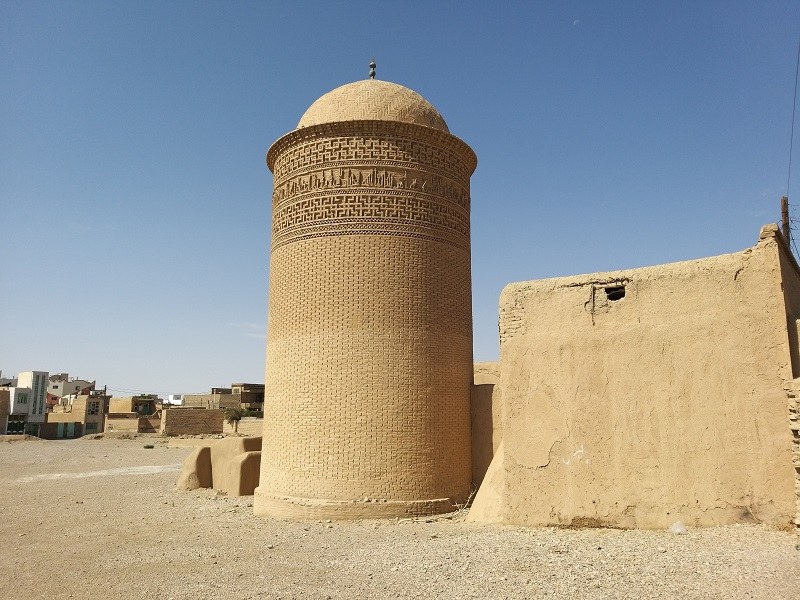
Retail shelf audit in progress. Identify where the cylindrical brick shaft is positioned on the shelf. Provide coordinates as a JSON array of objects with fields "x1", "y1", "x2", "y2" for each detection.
[{"x1": 254, "y1": 79, "x2": 477, "y2": 519}]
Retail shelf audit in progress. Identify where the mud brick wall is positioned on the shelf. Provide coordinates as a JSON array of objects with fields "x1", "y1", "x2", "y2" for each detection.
[{"x1": 161, "y1": 409, "x2": 223, "y2": 436}]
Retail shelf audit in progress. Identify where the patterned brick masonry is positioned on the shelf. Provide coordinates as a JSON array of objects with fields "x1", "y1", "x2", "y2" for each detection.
[{"x1": 254, "y1": 79, "x2": 477, "y2": 519}]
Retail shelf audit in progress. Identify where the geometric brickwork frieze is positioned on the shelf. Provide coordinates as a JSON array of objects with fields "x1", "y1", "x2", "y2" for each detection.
[{"x1": 267, "y1": 120, "x2": 475, "y2": 252}]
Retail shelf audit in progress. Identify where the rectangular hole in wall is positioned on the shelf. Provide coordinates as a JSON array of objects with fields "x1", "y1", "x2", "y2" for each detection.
[{"x1": 604, "y1": 285, "x2": 626, "y2": 301}]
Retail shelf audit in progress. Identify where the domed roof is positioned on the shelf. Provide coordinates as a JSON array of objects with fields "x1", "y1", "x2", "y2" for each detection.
[{"x1": 296, "y1": 79, "x2": 449, "y2": 133}]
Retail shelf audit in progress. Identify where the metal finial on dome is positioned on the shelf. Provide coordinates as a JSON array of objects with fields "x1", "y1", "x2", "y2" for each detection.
[{"x1": 369, "y1": 59, "x2": 376, "y2": 79}]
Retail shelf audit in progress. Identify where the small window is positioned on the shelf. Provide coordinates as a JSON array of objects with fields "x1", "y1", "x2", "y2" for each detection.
[{"x1": 604, "y1": 285, "x2": 625, "y2": 301}]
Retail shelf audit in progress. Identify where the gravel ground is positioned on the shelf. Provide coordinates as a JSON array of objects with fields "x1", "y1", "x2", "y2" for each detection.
[{"x1": 1, "y1": 436, "x2": 798, "y2": 599}]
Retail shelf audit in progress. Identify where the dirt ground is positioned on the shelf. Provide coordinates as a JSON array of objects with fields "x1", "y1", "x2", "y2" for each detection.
[{"x1": 1, "y1": 436, "x2": 798, "y2": 600}]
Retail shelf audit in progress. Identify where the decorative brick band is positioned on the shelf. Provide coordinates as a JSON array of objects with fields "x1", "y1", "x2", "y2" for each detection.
[
  {"x1": 271, "y1": 194, "x2": 470, "y2": 250},
  {"x1": 273, "y1": 166, "x2": 469, "y2": 210},
  {"x1": 267, "y1": 120, "x2": 477, "y2": 177},
  {"x1": 267, "y1": 120, "x2": 475, "y2": 252}
]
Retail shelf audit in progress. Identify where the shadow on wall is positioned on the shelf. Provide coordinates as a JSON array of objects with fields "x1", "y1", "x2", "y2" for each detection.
[
  {"x1": 471, "y1": 384, "x2": 495, "y2": 486},
  {"x1": 471, "y1": 362, "x2": 502, "y2": 488}
]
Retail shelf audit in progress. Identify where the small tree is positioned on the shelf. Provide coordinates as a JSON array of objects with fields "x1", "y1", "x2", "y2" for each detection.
[{"x1": 224, "y1": 407, "x2": 246, "y2": 434}]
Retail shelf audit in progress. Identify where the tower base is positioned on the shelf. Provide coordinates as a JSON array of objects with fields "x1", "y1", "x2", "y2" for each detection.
[{"x1": 253, "y1": 489, "x2": 463, "y2": 520}]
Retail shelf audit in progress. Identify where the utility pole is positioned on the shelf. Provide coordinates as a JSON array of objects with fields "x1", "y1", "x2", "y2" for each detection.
[{"x1": 781, "y1": 195, "x2": 791, "y2": 247}]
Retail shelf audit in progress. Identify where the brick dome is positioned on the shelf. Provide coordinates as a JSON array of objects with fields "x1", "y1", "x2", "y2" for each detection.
[{"x1": 296, "y1": 79, "x2": 449, "y2": 133}]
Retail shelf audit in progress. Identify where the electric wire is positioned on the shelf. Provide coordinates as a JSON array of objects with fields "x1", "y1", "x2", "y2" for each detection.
[
  {"x1": 789, "y1": 37, "x2": 800, "y2": 197},
  {"x1": 784, "y1": 38, "x2": 800, "y2": 258}
]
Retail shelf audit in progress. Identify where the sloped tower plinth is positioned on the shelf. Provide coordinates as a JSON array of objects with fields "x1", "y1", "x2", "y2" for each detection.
[{"x1": 254, "y1": 78, "x2": 477, "y2": 519}]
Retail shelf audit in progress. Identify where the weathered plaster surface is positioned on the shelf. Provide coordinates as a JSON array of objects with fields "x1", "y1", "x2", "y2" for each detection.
[
  {"x1": 471, "y1": 362, "x2": 502, "y2": 487},
  {"x1": 466, "y1": 439, "x2": 505, "y2": 523},
  {"x1": 482, "y1": 225, "x2": 797, "y2": 529}
]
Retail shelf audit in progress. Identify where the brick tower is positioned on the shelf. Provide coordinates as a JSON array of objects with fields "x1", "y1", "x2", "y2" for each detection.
[{"x1": 254, "y1": 75, "x2": 477, "y2": 519}]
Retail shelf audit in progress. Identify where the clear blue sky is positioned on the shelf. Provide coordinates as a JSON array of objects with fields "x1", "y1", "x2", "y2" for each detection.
[{"x1": 2, "y1": 1, "x2": 799, "y2": 396}]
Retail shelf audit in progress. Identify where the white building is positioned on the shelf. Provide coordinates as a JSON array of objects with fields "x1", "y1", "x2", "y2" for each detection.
[
  {"x1": 48, "y1": 373, "x2": 95, "y2": 400},
  {"x1": 5, "y1": 387, "x2": 32, "y2": 434},
  {"x1": 16, "y1": 371, "x2": 48, "y2": 425},
  {"x1": 8, "y1": 387, "x2": 31, "y2": 414}
]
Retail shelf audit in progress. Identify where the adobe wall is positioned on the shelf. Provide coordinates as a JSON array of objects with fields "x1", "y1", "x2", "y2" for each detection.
[
  {"x1": 783, "y1": 378, "x2": 800, "y2": 526},
  {"x1": 176, "y1": 437, "x2": 262, "y2": 496},
  {"x1": 471, "y1": 362, "x2": 502, "y2": 487},
  {"x1": 160, "y1": 408, "x2": 224, "y2": 436},
  {"x1": 108, "y1": 398, "x2": 133, "y2": 413},
  {"x1": 183, "y1": 393, "x2": 242, "y2": 409},
  {"x1": 774, "y1": 230, "x2": 800, "y2": 525},
  {"x1": 105, "y1": 416, "x2": 140, "y2": 433},
  {"x1": 223, "y1": 417, "x2": 263, "y2": 436},
  {"x1": 490, "y1": 225, "x2": 797, "y2": 529},
  {"x1": 210, "y1": 437, "x2": 262, "y2": 496},
  {"x1": 138, "y1": 416, "x2": 161, "y2": 433},
  {"x1": 776, "y1": 230, "x2": 800, "y2": 377},
  {"x1": 46, "y1": 411, "x2": 82, "y2": 424}
]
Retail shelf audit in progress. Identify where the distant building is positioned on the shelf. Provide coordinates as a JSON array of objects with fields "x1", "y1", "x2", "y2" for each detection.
[
  {"x1": 16, "y1": 371, "x2": 48, "y2": 429},
  {"x1": 105, "y1": 395, "x2": 161, "y2": 434},
  {"x1": 183, "y1": 389, "x2": 239, "y2": 410},
  {"x1": 5, "y1": 386, "x2": 34, "y2": 434},
  {"x1": 167, "y1": 394, "x2": 185, "y2": 405},
  {"x1": 183, "y1": 383, "x2": 264, "y2": 411},
  {"x1": 108, "y1": 395, "x2": 159, "y2": 416},
  {"x1": 230, "y1": 383, "x2": 264, "y2": 411},
  {"x1": 46, "y1": 373, "x2": 95, "y2": 409},
  {"x1": 44, "y1": 390, "x2": 110, "y2": 439},
  {"x1": 7, "y1": 387, "x2": 31, "y2": 414}
]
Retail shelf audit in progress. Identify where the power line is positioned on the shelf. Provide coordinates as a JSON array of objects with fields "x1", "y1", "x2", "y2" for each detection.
[
  {"x1": 105, "y1": 387, "x2": 168, "y2": 396},
  {"x1": 788, "y1": 37, "x2": 800, "y2": 197},
  {"x1": 105, "y1": 387, "x2": 212, "y2": 396},
  {"x1": 781, "y1": 39, "x2": 800, "y2": 259}
]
